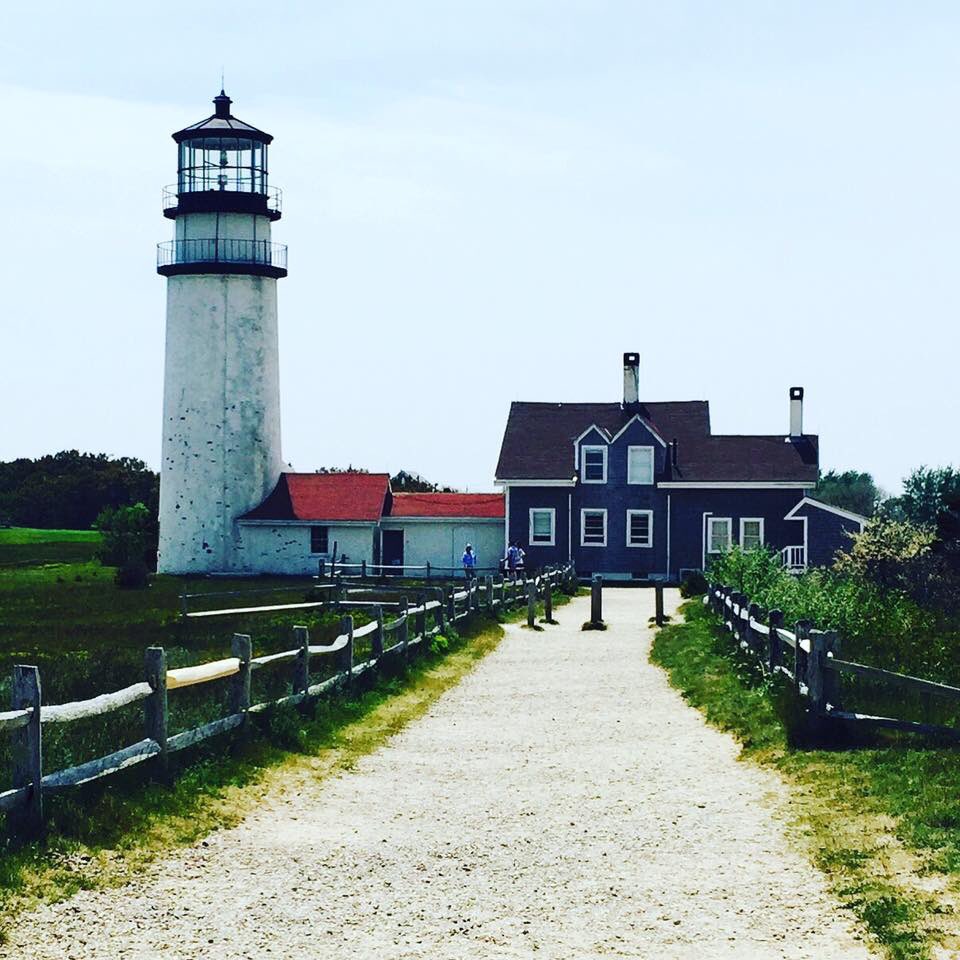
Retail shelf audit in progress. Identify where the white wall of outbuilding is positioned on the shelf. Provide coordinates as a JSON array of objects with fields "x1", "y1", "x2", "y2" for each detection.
[
  {"x1": 380, "y1": 518, "x2": 505, "y2": 575},
  {"x1": 236, "y1": 522, "x2": 376, "y2": 575}
]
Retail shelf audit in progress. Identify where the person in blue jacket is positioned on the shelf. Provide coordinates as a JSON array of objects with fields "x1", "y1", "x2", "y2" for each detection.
[{"x1": 462, "y1": 543, "x2": 478, "y2": 579}]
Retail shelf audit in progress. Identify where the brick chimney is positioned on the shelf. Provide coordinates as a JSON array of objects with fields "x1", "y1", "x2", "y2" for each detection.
[
  {"x1": 789, "y1": 387, "x2": 804, "y2": 437},
  {"x1": 623, "y1": 352, "x2": 640, "y2": 408}
]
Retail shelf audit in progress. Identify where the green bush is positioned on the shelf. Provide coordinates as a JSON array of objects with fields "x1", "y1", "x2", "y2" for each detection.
[
  {"x1": 95, "y1": 502, "x2": 157, "y2": 587},
  {"x1": 707, "y1": 546, "x2": 960, "y2": 687},
  {"x1": 679, "y1": 570, "x2": 708, "y2": 598}
]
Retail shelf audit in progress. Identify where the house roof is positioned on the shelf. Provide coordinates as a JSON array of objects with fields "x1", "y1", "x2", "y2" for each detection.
[
  {"x1": 241, "y1": 473, "x2": 390, "y2": 522},
  {"x1": 494, "y1": 401, "x2": 818, "y2": 483},
  {"x1": 390, "y1": 492, "x2": 505, "y2": 519}
]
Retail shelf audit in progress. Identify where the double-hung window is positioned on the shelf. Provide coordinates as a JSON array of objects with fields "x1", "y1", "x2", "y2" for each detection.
[
  {"x1": 740, "y1": 518, "x2": 764, "y2": 551},
  {"x1": 627, "y1": 446, "x2": 654, "y2": 485},
  {"x1": 529, "y1": 508, "x2": 556, "y2": 546},
  {"x1": 626, "y1": 509, "x2": 653, "y2": 548},
  {"x1": 310, "y1": 525, "x2": 329, "y2": 554},
  {"x1": 707, "y1": 517, "x2": 732, "y2": 554},
  {"x1": 581, "y1": 509, "x2": 607, "y2": 546},
  {"x1": 581, "y1": 445, "x2": 607, "y2": 483}
]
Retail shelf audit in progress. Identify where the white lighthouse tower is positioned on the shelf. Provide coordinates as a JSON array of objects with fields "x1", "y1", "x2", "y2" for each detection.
[{"x1": 157, "y1": 91, "x2": 286, "y2": 573}]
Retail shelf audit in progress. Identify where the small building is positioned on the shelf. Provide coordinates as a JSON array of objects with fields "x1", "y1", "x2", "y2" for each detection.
[
  {"x1": 238, "y1": 473, "x2": 505, "y2": 576},
  {"x1": 493, "y1": 353, "x2": 866, "y2": 581},
  {"x1": 381, "y1": 493, "x2": 505, "y2": 575}
]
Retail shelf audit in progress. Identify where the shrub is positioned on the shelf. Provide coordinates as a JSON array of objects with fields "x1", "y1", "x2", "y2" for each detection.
[
  {"x1": 679, "y1": 570, "x2": 708, "y2": 598},
  {"x1": 95, "y1": 502, "x2": 157, "y2": 588}
]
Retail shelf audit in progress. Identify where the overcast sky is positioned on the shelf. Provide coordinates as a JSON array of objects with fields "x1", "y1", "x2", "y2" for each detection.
[{"x1": 2, "y1": 2, "x2": 957, "y2": 494}]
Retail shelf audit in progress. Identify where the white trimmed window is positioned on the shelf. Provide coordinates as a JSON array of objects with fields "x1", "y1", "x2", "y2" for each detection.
[
  {"x1": 529, "y1": 508, "x2": 556, "y2": 546},
  {"x1": 581, "y1": 445, "x2": 607, "y2": 483},
  {"x1": 707, "y1": 517, "x2": 732, "y2": 554},
  {"x1": 626, "y1": 509, "x2": 654, "y2": 548},
  {"x1": 740, "y1": 518, "x2": 764, "y2": 551},
  {"x1": 580, "y1": 508, "x2": 607, "y2": 546},
  {"x1": 627, "y1": 446, "x2": 654, "y2": 485}
]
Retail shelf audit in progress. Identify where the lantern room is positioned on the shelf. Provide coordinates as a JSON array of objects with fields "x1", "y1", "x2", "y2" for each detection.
[{"x1": 163, "y1": 90, "x2": 281, "y2": 220}]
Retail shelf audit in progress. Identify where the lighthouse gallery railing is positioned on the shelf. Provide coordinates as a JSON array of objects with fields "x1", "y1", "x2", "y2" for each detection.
[{"x1": 156, "y1": 238, "x2": 288, "y2": 270}]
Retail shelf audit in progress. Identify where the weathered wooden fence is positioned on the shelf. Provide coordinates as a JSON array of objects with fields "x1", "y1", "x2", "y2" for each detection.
[
  {"x1": 179, "y1": 566, "x2": 571, "y2": 619},
  {"x1": 0, "y1": 566, "x2": 573, "y2": 842},
  {"x1": 707, "y1": 582, "x2": 960, "y2": 741}
]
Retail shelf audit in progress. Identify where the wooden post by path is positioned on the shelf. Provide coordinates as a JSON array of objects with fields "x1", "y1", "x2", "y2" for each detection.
[
  {"x1": 822, "y1": 630, "x2": 842, "y2": 711},
  {"x1": 144, "y1": 647, "x2": 168, "y2": 781},
  {"x1": 526, "y1": 581, "x2": 536, "y2": 627},
  {"x1": 230, "y1": 634, "x2": 252, "y2": 720},
  {"x1": 9, "y1": 665, "x2": 42, "y2": 840},
  {"x1": 591, "y1": 575, "x2": 603, "y2": 626},
  {"x1": 485, "y1": 575, "x2": 494, "y2": 614},
  {"x1": 543, "y1": 577, "x2": 553, "y2": 622},
  {"x1": 293, "y1": 625, "x2": 310, "y2": 695},
  {"x1": 655, "y1": 583, "x2": 665, "y2": 627}
]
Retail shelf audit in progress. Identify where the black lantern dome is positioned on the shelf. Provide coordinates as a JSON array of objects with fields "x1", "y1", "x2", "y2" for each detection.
[{"x1": 162, "y1": 90, "x2": 281, "y2": 220}]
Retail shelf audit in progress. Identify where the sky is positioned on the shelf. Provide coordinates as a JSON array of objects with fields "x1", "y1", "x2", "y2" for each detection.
[{"x1": 2, "y1": 1, "x2": 958, "y2": 495}]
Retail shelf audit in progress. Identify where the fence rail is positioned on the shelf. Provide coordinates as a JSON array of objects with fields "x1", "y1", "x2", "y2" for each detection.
[
  {"x1": 706, "y1": 582, "x2": 960, "y2": 741},
  {"x1": 1, "y1": 565, "x2": 575, "y2": 842}
]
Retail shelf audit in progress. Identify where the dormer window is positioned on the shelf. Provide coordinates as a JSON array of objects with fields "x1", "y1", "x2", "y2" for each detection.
[
  {"x1": 627, "y1": 446, "x2": 654, "y2": 485},
  {"x1": 581, "y1": 445, "x2": 607, "y2": 483}
]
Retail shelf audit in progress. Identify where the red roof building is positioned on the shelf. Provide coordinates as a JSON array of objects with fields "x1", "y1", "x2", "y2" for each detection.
[
  {"x1": 241, "y1": 472, "x2": 391, "y2": 522},
  {"x1": 389, "y1": 493, "x2": 504, "y2": 519}
]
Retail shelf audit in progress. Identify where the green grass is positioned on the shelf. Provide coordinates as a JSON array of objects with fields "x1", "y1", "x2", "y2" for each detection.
[
  {"x1": 0, "y1": 613, "x2": 505, "y2": 936},
  {"x1": 651, "y1": 600, "x2": 960, "y2": 960},
  {"x1": 0, "y1": 527, "x2": 102, "y2": 567}
]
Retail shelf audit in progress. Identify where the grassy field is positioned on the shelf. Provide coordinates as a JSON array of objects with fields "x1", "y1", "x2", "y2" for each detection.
[
  {"x1": 652, "y1": 599, "x2": 960, "y2": 960},
  {"x1": 0, "y1": 528, "x2": 101, "y2": 567},
  {"x1": 0, "y1": 613, "x2": 505, "y2": 937}
]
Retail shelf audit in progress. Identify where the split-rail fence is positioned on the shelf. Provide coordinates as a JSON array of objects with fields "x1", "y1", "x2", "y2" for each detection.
[
  {"x1": 1, "y1": 565, "x2": 574, "y2": 842},
  {"x1": 708, "y1": 582, "x2": 960, "y2": 741}
]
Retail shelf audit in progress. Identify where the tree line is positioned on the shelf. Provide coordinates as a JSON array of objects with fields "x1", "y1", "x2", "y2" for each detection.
[{"x1": 0, "y1": 451, "x2": 159, "y2": 530}]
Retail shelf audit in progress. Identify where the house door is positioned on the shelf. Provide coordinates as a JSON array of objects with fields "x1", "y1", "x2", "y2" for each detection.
[{"x1": 382, "y1": 529, "x2": 404, "y2": 575}]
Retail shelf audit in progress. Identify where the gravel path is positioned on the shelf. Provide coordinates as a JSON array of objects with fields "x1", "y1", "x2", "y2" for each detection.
[{"x1": 3, "y1": 589, "x2": 873, "y2": 959}]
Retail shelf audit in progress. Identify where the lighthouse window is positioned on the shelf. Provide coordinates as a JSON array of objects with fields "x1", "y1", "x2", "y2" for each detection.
[{"x1": 310, "y1": 526, "x2": 329, "y2": 555}]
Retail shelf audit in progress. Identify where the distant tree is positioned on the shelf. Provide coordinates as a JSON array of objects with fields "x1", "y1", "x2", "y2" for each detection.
[
  {"x1": 890, "y1": 466, "x2": 960, "y2": 528},
  {"x1": 814, "y1": 470, "x2": 881, "y2": 517},
  {"x1": 95, "y1": 502, "x2": 156, "y2": 587},
  {"x1": 0, "y1": 451, "x2": 158, "y2": 530},
  {"x1": 390, "y1": 470, "x2": 456, "y2": 493}
]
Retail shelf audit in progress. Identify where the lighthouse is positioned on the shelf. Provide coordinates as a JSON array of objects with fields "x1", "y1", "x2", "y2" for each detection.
[{"x1": 156, "y1": 91, "x2": 286, "y2": 574}]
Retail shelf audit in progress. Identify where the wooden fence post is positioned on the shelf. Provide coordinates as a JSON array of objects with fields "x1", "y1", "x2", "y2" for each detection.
[
  {"x1": 144, "y1": 647, "x2": 168, "y2": 780},
  {"x1": 795, "y1": 620, "x2": 813, "y2": 694},
  {"x1": 655, "y1": 583, "x2": 665, "y2": 627},
  {"x1": 747, "y1": 603, "x2": 761, "y2": 654},
  {"x1": 416, "y1": 594, "x2": 426, "y2": 639},
  {"x1": 230, "y1": 634, "x2": 252, "y2": 719},
  {"x1": 485, "y1": 575, "x2": 494, "y2": 614},
  {"x1": 591, "y1": 575, "x2": 603, "y2": 626},
  {"x1": 373, "y1": 606, "x2": 385, "y2": 659},
  {"x1": 446, "y1": 588, "x2": 455, "y2": 623},
  {"x1": 526, "y1": 580, "x2": 536, "y2": 627},
  {"x1": 9, "y1": 665, "x2": 42, "y2": 840},
  {"x1": 822, "y1": 630, "x2": 842, "y2": 711},
  {"x1": 293, "y1": 625, "x2": 310, "y2": 695},
  {"x1": 340, "y1": 616, "x2": 354, "y2": 688},
  {"x1": 180, "y1": 591, "x2": 189, "y2": 618},
  {"x1": 807, "y1": 630, "x2": 829, "y2": 737},
  {"x1": 768, "y1": 610, "x2": 784, "y2": 674},
  {"x1": 399, "y1": 599, "x2": 409, "y2": 662},
  {"x1": 361, "y1": 559, "x2": 367, "y2": 579},
  {"x1": 543, "y1": 577, "x2": 553, "y2": 623},
  {"x1": 426, "y1": 561, "x2": 431, "y2": 580}
]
